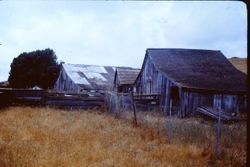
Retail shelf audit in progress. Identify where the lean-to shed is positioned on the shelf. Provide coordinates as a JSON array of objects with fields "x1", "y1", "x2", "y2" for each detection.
[
  {"x1": 134, "y1": 48, "x2": 247, "y2": 117},
  {"x1": 54, "y1": 64, "x2": 115, "y2": 93},
  {"x1": 114, "y1": 67, "x2": 140, "y2": 93}
]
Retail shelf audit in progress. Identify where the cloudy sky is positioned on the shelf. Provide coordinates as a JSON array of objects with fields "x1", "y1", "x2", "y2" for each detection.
[{"x1": 0, "y1": 1, "x2": 247, "y2": 81}]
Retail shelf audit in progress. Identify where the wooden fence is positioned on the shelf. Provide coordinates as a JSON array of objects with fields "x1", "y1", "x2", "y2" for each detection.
[
  {"x1": 104, "y1": 91, "x2": 161, "y2": 124},
  {"x1": 44, "y1": 92, "x2": 104, "y2": 109},
  {"x1": 105, "y1": 91, "x2": 161, "y2": 113},
  {"x1": 0, "y1": 88, "x2": 105, "y2": 109}
]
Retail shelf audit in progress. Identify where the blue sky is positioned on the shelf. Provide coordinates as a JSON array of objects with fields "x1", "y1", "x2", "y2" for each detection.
[{"x1": 0, "y1": 1, "x2": 247, "y2": 81}]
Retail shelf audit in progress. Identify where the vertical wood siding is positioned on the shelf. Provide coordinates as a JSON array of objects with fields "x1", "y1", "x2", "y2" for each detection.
[
  {"x1": 114, "y1": 74, "x2": 119, "y2": 92},
  {"x1": 54, "y1": 68, "x2": 81, "y2": 93},
  {"x1": 180, "y1": 91, "x2": 246, "y2": 117},
  {"x1": 134, "y1": 56, "x2": 180, "y2": 113}
]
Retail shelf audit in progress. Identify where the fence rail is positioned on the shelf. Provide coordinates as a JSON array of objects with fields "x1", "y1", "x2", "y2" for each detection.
[
  {"x1": 0, "y1": 89, "x2": 105, "y2": 109},
  {"x1": 105, "y1": 92, "x2": 161, "y2": 112}
]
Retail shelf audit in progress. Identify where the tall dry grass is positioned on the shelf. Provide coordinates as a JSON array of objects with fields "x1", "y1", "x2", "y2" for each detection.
[
  {"x1": 119, "y1": 110, "x2": 246, "y2": 166},
  {"x1": 0, "y1": 107, "x2": 246, "y2": 167}
]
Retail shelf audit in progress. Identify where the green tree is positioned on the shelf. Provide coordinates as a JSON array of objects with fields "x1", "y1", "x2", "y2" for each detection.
[{"x1": 8, "y1": 48, "x2": 61, "y2": 89}]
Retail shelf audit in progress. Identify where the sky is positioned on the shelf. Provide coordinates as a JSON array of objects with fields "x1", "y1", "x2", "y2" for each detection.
[{"x1": 0, "y1": 1, "x2": 247, "y2": 81}]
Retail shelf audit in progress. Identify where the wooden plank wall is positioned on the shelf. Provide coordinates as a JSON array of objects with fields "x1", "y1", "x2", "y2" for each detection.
[
  {"x1": 54, "y1": 68, "x2": 80, "y2": 93},
  {"x1": 180, "y1": 91, "x2": 247, "y2": 117},
  {"x1": 134, "y1": 56, "x2": 179, "y2": 113}
]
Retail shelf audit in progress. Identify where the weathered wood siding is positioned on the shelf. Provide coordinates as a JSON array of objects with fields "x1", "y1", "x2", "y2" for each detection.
[
  {"x1": 135, "y1": 55, "x2": 166, "y2": 95},
  {"x1": 214, "y1": 94, "x2": 246, "y2": 114},
  {"x1": 113, "y1": 74, "x2": 119, "y2": 92},
  {"x1": 134, "y1": 55, "x2": 179, "y2": 113},
  {"x1": 54, "y1": 68, "x2": 81, "y2": 93},
  {"x1": 180, "y1": 91, "x2": 247, "y2": 117},
  {"x1": 179, "y1": 91, "x2": 214, "y2": 117}
]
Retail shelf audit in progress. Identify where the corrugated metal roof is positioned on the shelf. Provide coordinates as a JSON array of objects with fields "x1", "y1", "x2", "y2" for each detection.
[
  {"x1": 63, "y1": 64, "x2": 115, "y2": 90},
  {"x1": 116, "y1": 67, "x2": 140, "y2": 85},
  {"x1": 142, "y1": 48, "x2": 247, "y2": 93}
]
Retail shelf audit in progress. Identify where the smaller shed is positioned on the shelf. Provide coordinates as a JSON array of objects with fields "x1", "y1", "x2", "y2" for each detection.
[
  {"x1": 114, "y1": 67, "x2": 140, "y2": 93},
  {"x1": 54, "y1": 64, "x2": 116, "y2": 94}
]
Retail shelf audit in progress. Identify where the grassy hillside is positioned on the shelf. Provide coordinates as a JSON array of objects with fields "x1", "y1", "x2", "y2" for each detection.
[
  {"x1": 0, "y1": 107, "x2": 246, "y2": 166},
  {"x1": 229, "y1": 57, "x2": 247, "y2": 74}
]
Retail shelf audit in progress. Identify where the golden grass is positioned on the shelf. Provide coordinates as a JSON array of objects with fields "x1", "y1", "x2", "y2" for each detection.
[
  {"x1": 229, "y1": 58, "x2": 247, "y2": 74},
  {"x1": 0, "y1": 107, "x2": 246, "y2": 167},
  {"x1": 119, "y1": 111, "x2": 246, "y2": 166}
]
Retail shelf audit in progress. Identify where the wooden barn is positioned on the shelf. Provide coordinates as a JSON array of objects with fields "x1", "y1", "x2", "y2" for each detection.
[
  {"x1": 54, "y1": 64, "x2": 116, "y2": 94},
  {"x1": 114, "y1": 67, "x2": 140, "y2": 93},
  {"x1": 134, "y1": 48, "x2": 247, "y2": 118}
]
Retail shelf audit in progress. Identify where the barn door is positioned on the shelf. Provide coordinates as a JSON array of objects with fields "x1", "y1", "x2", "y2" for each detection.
[{"x1": 170, "y1": 86, "x2": 180, "y2": 115}]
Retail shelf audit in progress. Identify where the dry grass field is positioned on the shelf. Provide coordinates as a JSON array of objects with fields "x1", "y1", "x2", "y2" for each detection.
[
  {"x1": 0, "y1": 107, "x2": 246, "y2": 167},
  {"x1": 229, "y1": 57, "x2": 247, "y2": 74}
]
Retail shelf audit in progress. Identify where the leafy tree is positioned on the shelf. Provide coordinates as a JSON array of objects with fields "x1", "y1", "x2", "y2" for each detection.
[{"x1": 8, "y1": 48, "x2": 61, "y2": 89}]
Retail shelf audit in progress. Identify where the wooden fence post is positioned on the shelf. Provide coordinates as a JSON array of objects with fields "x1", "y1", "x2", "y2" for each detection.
[
  {"x1": 117, "y1": 93, "x2": 121, "y2": 116},
  {"x1": 130, "y1": 91, "x2": 137, "y2": 126},
  {"x1": 216, "y1": 95, "x2": 222, "y2": 160},
  {"x1": 112, "y1": 93, "x2": 117, "y2": 117},
  {"x1": 108, "y1": 92, "x2": 112, "y2": 113},
  {"x1": 41, "y1": 90, "x2": 47, "y2": 106},
  {"x1": 121, "y1": 93, "x2": 125, "y2": 113},
  {"x1": 168, "y1": 99, "x2": 173, "y2": 144}
]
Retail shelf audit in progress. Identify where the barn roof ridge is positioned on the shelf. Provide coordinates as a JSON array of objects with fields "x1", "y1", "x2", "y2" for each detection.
[{"x1": 146, "y1": 48, "x2": 221, "y2": 52}]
